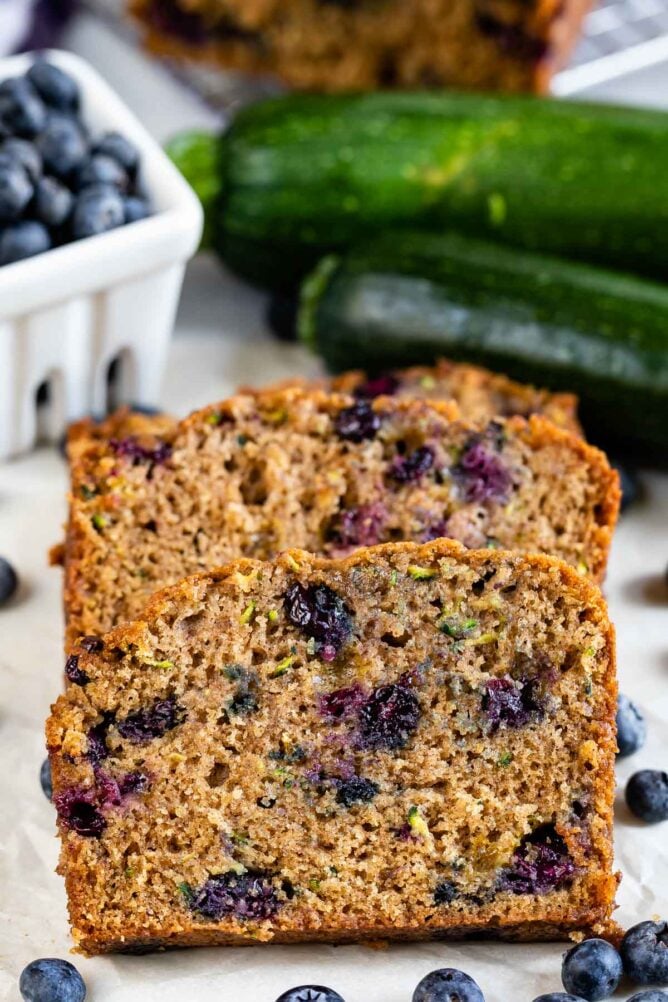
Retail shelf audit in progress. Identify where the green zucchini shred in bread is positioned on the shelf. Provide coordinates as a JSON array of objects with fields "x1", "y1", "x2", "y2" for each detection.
[
  {"x1": 47, "y1": 540, "x2": 619, "y2": 955},
  {"x1": 57, "y1": 388, "x2": 619, "y2": 649}
]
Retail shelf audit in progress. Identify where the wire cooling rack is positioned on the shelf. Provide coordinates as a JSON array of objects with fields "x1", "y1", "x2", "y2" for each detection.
[
  {"x1": 555, "y1": 0, "x2": 668, "y2": 91},
  {"x1": 82, "y1": 0, "x2": 668, "y2": 103}
]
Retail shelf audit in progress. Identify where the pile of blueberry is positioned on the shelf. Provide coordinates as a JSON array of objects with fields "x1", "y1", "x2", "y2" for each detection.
[
  {"x1": 268, "y1": 938, "x2": 668, "y2": 1000},
  {"x1": 16, "y1": 944, "x2": 668, "y2": 1002},
  {"x1": 0, "y1": 59, "x2": 149, "y2": 267},
  {"x1": 536, "y1": 925, "x2": 668, "y2": 1002}
]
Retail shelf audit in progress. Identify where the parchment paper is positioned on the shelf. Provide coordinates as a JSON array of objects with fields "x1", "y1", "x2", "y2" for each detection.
[{"x1": 1, "y1": 262, "x2": 667, "y2": 1002}]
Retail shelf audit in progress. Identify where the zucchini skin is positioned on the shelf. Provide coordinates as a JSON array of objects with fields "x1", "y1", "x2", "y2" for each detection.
[
  {"x1": 165, "y1": 130, "x2": 221, "y2": 250},
  {"x1": 299, "y1": 231, "x2": 668, "y2": 454},
  {"x1": 218, "y1": 92, "x2": 668, "y2": 290}
]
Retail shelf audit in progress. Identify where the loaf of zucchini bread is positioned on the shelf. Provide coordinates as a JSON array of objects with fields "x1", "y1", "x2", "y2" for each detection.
[
  {"x1": 47, "y1": 540, "x2": 618, "y2": 954},
  {"x1": 58, "y1": 388, "x2": 618, "y2": 649},
  {"x1": 131, "y1": 0, "x2": 591, "y2": 94}
]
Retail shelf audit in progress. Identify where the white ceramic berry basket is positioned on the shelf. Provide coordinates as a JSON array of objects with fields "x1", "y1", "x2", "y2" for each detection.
[{"x1": 0, "y1": 48, "x2": 203, "y2": 461}]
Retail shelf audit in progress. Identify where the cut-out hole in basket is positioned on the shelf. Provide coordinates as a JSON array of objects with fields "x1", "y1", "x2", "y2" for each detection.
[
  {"x1": 106, "y1": 350, "x2": 135, "y2": 413},
  {"x1": 35, "y1": 372, "x2": 64, "y2": 444}
]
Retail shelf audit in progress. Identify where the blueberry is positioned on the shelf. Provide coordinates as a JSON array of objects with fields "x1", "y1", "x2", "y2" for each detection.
[
  {"x1": 335, "y1": 775, "x2": 379, "y2": 806},
  {"x1": 117, "y1": 771, "x2": 149, "y2": 796},
  {"x1": 27, "y1": 60, "x2": 80, "y2": 112},
  {"x1": 188, "y1": 870, "x2": 280, "y2": 921},
  {"x1": 71, "y1": 185, "x2": 125, "y2": 239},
  {"x1": 532, "y1": 996, "x2": 587, "y2": 1002},
  {"x1": 275, "y1": 988, "x2": 345, "y2": 1002},
  {"x1": 333, "y1": 502, "x2": 387, "y2": 548},
  {"x1": 433, "y1": 880, "x2": 458, "y2": 905},
  {"x1": 334, "y1": 401, "x2": 381, "y2": 442},
  {"x1": 227, "y1": 668, "x2": 259, "y2": 717},
  {"x1": 628, "y1": 993, "x2": 668, "y2": 1001},
  {"x1": 36, "y1": 114, "x2": 87, "y2": 178},
  {"x1": 0, "y1": 556, "x2": 18, "y2": 604},
  {"x1": 0, "y1": 221, "x2": 50, "y2": 264},
  {"x1": 53, "y1": 786, "x2": 106, "y2": 838},
  {"x1": 626, "y1": 770, "x2": 668, "y2": 823},
  {"x1": 318, "y1": 684, "x2": 366, "y2": 720},
  {"x1": 390, "y1": 444, "x2": 434, "y2": 483},
  {"x1": 92, "y1": 770, "x2": 121, "y2": 807},
  {"x1": 40, "y1": 758, "x2": 52, "y2": 801},
  {"x1": 455, "y1": 436, "x2": 511, "y2": 504},
  {"x1": 86, "y1": 719, "x2": 111, "y2": 765},
  {"x1": 19, "y1": 958, "x2": 86, "y2": 1002},
  {"x1": 33, "y1": 176, "x2": 74, "y2": 228},
  {"x1": 412, "y1": 968, "x2": 485, "y2": 1002},
  {"x1": 358, "y1": 681, "x2": 420, "y2": 750},
  {"x1": 75, "y1": 154, "x2": 128, "y2": 193},
  {"x1": 110, "y1": 436, "x2": 171, "y2": 465},
  {"x1": 622, "y1": 921, "x2": 668, "y2": 986},
  {"x1": 65, "y1": 654, "x2": 90, "y2": 686},
  {"x1": 616, "y1": 694, "x2": 646, "y2": 757},
  {"x1": 79, "y1": 635, "x2": 104, "y2": 653},
  {"x1": 0, "y1": 77, "x2": 47, "y2": 137},
  {"x1": 284, "y1": 582, "x2": 352, "y2": 659},
  {"x1": 482, "y1": 676, "x2": 544, "y2": 730},
  {"x1": 0, "y1": 157, "x2": 33, "y2": 222},
  {"x1": 422, "y1": 518, "x2": 449, "y2": 542},
  {"x1": 561, "y1": 938, "x2": 623, "y2": 1001},
  {"x1": 86, "y1": 768, "x2": 148, "y2": 807},
  {"x1": 123, "y1": 195, "x2": 150, "y2": 224},
  {"x1": 117, "y1": 697, "x2": 186, "y2": 743},
  {"x1": 0, "y1": 138, "x2": 42, "y2": 182},
  {"x1": 611, "y1": 458, "x2": 640, "y2": 512},
  {"x1": 497, "y1": 824, "x2": 575, "y2": 895},
  {"x1": 353, "y1": 374, "x2": 400, "y2": 399},
  {"x1": 93, "y1": 131, "x2": 139, "y2": 177}
]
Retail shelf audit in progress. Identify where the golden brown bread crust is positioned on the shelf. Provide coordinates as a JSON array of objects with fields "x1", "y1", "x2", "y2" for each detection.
[
  {"x1": 260, "y1": 358, "x2": 582, "y2": 435},
  {"x1": 58, "y1": 916, "x2": 620, "y2": 956},
  {"x1": 332, "y1": 360, "x2": 581, "y2": 435},
  {"x1": 58, "y1": 388, "x2": 618, "y2": 650},
  {"x1": 47, "y1": 540, "x2": 619, "y2": 955},
  {"x1": 129, "y1": 0, "x2": 593, "y2": 94},
  {"x1": 66, "y1": 410, "x2": 175, "y2": 461}
]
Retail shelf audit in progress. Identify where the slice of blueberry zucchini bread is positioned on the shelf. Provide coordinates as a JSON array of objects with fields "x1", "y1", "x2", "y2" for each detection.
[
  {"x1": 46, "y1": 540, "x2": 618, "y2": 955},
  {"x1": 59, "y1": 388, "x2": 619, "y2": 649},
  {"x1": 131, "y1": 0, "x2": 591, "y2": 94}
]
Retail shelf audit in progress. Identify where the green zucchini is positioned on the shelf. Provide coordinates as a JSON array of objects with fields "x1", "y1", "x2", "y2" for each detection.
[
  {"x1": 167, "y1": 93, "x2": 668, "y2": 291},
  {"x1": 299, "y1": 231, "x2": 668, "y2": 454},
  {"x1": 165, "y1": 130, "x2": 221, "y2": 250}
]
